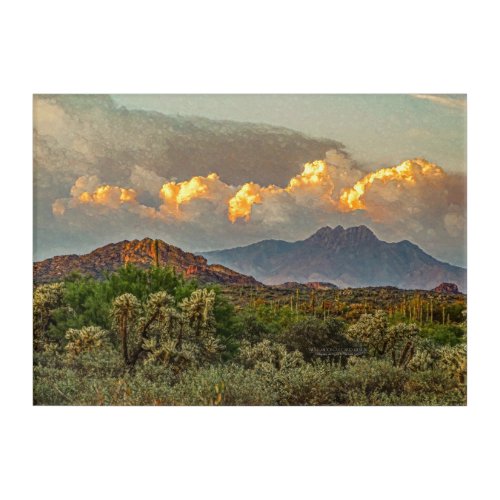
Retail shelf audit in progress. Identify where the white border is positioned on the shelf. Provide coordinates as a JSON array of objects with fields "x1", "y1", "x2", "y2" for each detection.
[{"x1": 2, "y1": 1, "x2": 499, "y2": 499}]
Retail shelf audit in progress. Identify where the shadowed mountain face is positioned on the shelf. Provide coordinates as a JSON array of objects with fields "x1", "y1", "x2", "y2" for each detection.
[
  {"x1": 203, "y1": 225, "x2": 467, "y2": 291},
  {"x1": 33, "y1": 238, "x2": 260, "y2": 286}
]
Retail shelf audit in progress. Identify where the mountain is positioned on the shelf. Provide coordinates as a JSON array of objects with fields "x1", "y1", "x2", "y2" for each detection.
[
  {"x1": 203, "y1": 225, "x2": 467, "y2": 291},
  {"x1": 33, "y1": 238, "x2": 260, "y2": 286}
]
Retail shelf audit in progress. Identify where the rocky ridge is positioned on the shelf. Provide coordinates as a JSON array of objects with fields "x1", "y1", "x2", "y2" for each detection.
[{"x1": 34, "y1": 238, "x2": 260, "y2": 285}]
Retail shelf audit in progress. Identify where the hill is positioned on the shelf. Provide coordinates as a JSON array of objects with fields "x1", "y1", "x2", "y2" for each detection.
[
  {"x1": 33, "y1": 238, "x2": 260, "y2": 286},
  {"x1": 203, "y1": 225, "x2": 466, "y2": 291}
]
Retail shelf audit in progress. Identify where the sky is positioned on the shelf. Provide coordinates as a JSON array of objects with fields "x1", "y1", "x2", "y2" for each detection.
[
  {"x1": 34, "y1": 94, "x2": 467, "y2": 267},
  {"x1": 112, "y1": 94, "x2": 466, "y2": 173}
]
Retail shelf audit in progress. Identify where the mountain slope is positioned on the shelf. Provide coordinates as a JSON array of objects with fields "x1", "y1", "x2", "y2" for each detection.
[
  {"x1": 33, "y1": 238, "x2": 260, "y2": 286},
  {"x1": 203, "y1": 225, "x2": 467, "y2": 291}
]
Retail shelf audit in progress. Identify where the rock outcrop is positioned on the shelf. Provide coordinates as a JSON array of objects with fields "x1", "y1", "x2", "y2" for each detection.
[
  {"x1": 33, "y1": 238, "x2": 260, "y2": 286},
  {"x1": 432, "y1": 282, "x2": 461, "y2": 294}
]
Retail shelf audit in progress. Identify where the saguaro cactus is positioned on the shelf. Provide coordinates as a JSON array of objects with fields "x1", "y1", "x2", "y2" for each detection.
[{"x1": 153, "y1": 239, "x2": 160, "y2": 267}]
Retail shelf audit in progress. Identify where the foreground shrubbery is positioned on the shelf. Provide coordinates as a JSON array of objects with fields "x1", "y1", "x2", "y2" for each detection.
[{"x1": 33, "y1": 265, "x2": 466, "y2": 406}]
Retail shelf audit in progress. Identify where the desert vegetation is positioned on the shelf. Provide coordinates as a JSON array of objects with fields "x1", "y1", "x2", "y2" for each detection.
[{"x1": 33, "y1": 265, "x2": 466, "y2": 405}]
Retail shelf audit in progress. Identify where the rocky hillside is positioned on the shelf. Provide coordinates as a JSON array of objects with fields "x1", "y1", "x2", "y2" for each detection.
[
  {"x1": 204, "y1": 225, "x2": 467, "y2": 291},
  {"x1": 432, "y1": 283, "x2": 461, "y2": 294},
  {"x1": 33, "y1": 238, "x2": 260, "y2": 285}
]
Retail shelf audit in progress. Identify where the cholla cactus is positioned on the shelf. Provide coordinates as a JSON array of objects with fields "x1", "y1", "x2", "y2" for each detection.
[
  {"x1": 111, "y1": 293, "x2": 140, "y2": 364},
  {"x1": 347, "y1": 310, "x2": 389, "y2": 355},
  {"x1": 438, "y1": 344, "x2": 467, "y2": 385},
  {"x1": 65, "y1": 326, "x2": 109, "y2": 357},
  {"x1": 112, "y1": 291, "x2": 173, "y2": 365},
  {"x1": 111, "y1": 288, "x2": 221, "y2": 370},
  {"x1": 180, "y1": 289, "x2": 216, "y2": 337},
  {"x1": 408, "y1": 338, "x2": 441, "y2": 371},
  {"x1": 33, "y1": 283, "x2": 64, "y2": 349},
  {"x1": 386, "y1": 323, "x2": 419, "y2": 368},
  {"x1": 239, "y1": 339, "x2": 304, "y2": 371},
  {"x1": 347, "y1": 311, "x2": 419, "y2": 367}
]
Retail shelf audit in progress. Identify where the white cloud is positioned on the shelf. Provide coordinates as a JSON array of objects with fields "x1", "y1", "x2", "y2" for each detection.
[{"x1": 412, "y1": 94, "x2": 466, "y2": 110}]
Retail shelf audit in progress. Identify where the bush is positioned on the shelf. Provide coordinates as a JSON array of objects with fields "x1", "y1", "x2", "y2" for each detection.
[
  {"x1": 168, "y1": 364, "x2": 278, "y2": 406},
  {"x1": 33, "y1": 265, "x2": 466, "y2": 406},
  {"x1": 421, "y1": 323, "x2": 465, "y2": 346},
  {"x1": 279, "y1": 317, "x2": 352, "y2": 361}
]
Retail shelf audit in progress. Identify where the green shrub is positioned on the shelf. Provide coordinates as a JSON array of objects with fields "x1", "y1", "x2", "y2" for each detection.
[
  {"x1": 278, "y1": 317, "x2": 352, "y2": 362},
  {"x1": 420, "y1": 323, "x2": 465, "y2": 346}
]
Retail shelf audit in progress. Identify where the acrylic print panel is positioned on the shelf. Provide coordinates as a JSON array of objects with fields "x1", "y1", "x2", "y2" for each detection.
[{"x1": 33, "y1": 94, "x2": 467, "y2": 406}]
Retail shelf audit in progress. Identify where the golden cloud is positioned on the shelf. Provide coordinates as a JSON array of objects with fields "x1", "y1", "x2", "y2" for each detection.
[
  {"x1": 53, "y1": 158, "x2": 459, "y2": 234},
  {"x1": 338, "y1": 159, "x2": 444, "y2": 212},
  {"x1": 227, "y1": 160, "x2": 335, "y2": 222}
]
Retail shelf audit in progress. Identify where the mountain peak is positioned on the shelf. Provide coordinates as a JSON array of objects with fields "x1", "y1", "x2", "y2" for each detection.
[
  {"x1": 307, "y1": 224, "x2": 377, "y2": 246},
  {"x1": 317, "y1": 225, "x2": 344, "y2": 234},
  {"x1": 309, "y1": 225, "x2": 344, "y2": 240},
  {"x1": 347, "y1": 224, "x2": 373, "y2": 234},
  {"x1": 345, "y1": 225, "x2": 377, "y2": 239}
]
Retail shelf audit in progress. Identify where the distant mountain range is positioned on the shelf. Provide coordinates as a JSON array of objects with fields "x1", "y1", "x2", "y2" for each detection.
[
  {"x1": 203, "y1": 225, "x2": 467, "y2": 291},
  {"x1": 33, "y1": 238, "x2": 260, "y2": 286},
  {"x1": 33, "y1": 226, "x2": 466, "y2": 292}
]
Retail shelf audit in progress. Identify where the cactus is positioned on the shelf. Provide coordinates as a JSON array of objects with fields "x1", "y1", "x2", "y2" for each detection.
[
  {"x1": 111, "y1": 288, "x2": 220, "y2": 369},
  {"x1": 33, "y1": 283, "x2": 65, "y2": 349},
  {"x1": 65, "y1": 326, "x2": 109, "y2": 357},
  {"x1": 111, "y1": 293, "x2": 140, "y2": 364},
  {"x1": 153, "y1": 239, "x2": 160, "y2": 267}
]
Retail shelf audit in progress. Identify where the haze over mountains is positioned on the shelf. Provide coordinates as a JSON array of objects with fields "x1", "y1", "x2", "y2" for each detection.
[
  {"x1": 34, "y1": 226, "x2": 466, "y2": 292},
  {"x1": 204, "y1": 225, "x2": 466, "y2": 291}
]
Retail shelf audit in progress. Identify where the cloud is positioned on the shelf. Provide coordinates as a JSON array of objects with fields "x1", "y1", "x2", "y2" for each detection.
[
  {"x1": 129, "y1": 165, "x2": 166, "y2": 197},
  {"x1": 412, "y1": 94, "x2": 466, "y2": 110},
  {"x1": 159, "y1": 173, "x2": 233, "y2": 219},
  {"x1": 227, "y1": 160, "x2": 336, "y2": 222},
  {"x1": 51, "y1": 157, "x2": 466, "y2": 267},
  {"x1": 338, "y1": 158, "x2": 445, "y2": 212},
  {"x1": 53, "y1": 175, "x2": 151, "y2": 217}
]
